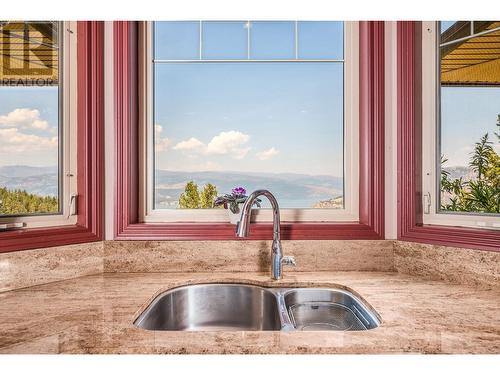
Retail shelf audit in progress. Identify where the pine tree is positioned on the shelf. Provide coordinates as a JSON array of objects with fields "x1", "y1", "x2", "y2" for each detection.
[
  {"x1": 178, "y1": 181, "x2": 201, "y2": 208},
  {"x1": 177, "y1": 181, "x2": 220, "y2": 209},
  {"x1": 200, "y1": 183, "x2": 218, "y2": 208}
]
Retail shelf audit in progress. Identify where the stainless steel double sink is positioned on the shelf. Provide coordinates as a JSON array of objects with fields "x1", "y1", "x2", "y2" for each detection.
[{"x1": 134, "y1": 284, "x2": 381, "y2": 332}]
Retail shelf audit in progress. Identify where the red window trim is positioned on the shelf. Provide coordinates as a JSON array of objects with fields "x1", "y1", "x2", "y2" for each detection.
[
  {"x1": 397, "y1": 21, "x2": 500, "y2": 252},
  {"x1": 0, "y1": 22, "x2": 104, "y2": 254},
  {"x1": 114, "y1": 21, "x2": 385, "y2": 240}
]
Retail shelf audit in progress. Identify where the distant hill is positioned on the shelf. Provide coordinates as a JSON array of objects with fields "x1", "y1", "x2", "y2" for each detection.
[
  {"x1": 155, "y1": 170, "x2": 343, "y2": 209},
  {"x1": 0, "y1": 174, "x2": 58, "y2": 197},
  {"x1": 441, "y1": 166, "x2": 477, "y2": 207},
  {"x1": 0, "y1": 165, "x2": 58, "y2": 197},
  {"x1": 0, "y1": 165, "x2": 57, "y2": 178},
  {"x1": 442, "y1": 166, "x2": 475, "y2": 181},
  {"x1": 313, "y1": 196, "x2": 344, "y2": 209}
]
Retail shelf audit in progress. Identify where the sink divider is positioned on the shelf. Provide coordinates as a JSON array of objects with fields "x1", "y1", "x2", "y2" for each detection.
[{"x1": 275, "y1": 291, "x2": 295, "y2": 331}]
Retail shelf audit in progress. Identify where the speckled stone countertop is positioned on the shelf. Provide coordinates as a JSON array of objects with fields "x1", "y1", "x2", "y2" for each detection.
[{"x1": 0, "y1": 272, "x2": 499, "y2": 354}]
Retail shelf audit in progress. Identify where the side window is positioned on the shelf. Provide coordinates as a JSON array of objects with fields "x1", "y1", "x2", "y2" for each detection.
[
  {"x1": 422, "y1": 21, "x2": 500, "y2": 229},
  {"x1": 0, "y1": 21, "x2": 77, "y2": 229}
]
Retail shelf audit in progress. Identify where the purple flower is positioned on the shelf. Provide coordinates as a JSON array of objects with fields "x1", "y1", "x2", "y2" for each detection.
[{"x1": 231, "y1": 187, "x2": 246, "y2": 196}]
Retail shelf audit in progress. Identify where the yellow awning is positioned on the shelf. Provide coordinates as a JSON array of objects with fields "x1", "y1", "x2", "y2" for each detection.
[
  {"x1": 441, "y1": 21, "x2": 500, "y2": 86},
  {"x1": 0, "y1": 21, "x2": 59, "y2": 86}
]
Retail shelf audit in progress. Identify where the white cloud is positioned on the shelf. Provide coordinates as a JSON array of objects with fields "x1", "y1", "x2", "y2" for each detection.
[
  {"x1": 173, "y1": 137, "x2": 205, "y2": 152},
  {"x1": 256, "y1": 147, "x2": 279, "y2": 161},
  {"x1": 206, "y1": 130, "x2": 250, "y2": 159},
  {"x1": 155, "y1": 124, "x2": 171, "y2": 151},
  {"x1": 156, "y1": 138, "x2": 171, "y2": 152},
  {"x1": 0, "y1": 108, "x2": 51, "y2": 131},
  {"x1": 172, "y1": 130, "x2": 251, "y2": 160},
  {"x1": 0, "y1": 128, "x2": 58, "y2": 153}
]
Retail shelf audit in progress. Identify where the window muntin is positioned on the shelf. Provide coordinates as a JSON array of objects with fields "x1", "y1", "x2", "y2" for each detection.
[
  {"x1": 422, "y1": 21, "x2": 500, "y2": 230},
  {"x1": 143, "y1": 21, "x2": 359, "y2": 223},
  {"x1": 0, "y1": 21, "x2": 77, "y2": 229}
]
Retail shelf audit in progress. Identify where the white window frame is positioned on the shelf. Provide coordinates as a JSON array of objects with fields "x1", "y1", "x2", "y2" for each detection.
[
  {"x1": 139, "y1": 21, "x2": 359, "y2": 223},
  {"x1": 421, "y1": 21, "x2": 500, "y2": 230},
  {"x1": 0, "y1": 21, "x2": 78, "y2": 229}
]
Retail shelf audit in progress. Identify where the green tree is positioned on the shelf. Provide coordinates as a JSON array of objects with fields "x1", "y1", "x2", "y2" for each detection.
[
  {"x1": 178, "y1": 181, "x2": 221, "y2": 209},
  {"x1": 441, "y1": 113, "x2": 500, "y2": 214},
  {"x1": 200, "y1": 183, "x2": 218, "y2": 208},
  {"x1": 0, "y1": 187, "x2": 58, "y2": 215},
  {"x1": 470, "y1": 133, "x2": 493, "y2": 179},
  {"x1": 178, "y1": 181, "x2": 201, "y2": 208}
]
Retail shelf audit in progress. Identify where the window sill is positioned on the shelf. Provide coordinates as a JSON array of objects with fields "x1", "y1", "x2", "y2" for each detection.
[
  {"x1": 399, "y1": 223, "x2": 500, "y2": 252},
  {"x1": 115, "y1": 222, "x2": 383, "y2": 240},
  {"x1": 0, "y1": 224, "x2": 101, "y2": 253}
]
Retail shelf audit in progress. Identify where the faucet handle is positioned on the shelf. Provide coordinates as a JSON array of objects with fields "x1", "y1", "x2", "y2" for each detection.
[{"x1": 281, "y1": 256, "x2": 296, "y2": 267}]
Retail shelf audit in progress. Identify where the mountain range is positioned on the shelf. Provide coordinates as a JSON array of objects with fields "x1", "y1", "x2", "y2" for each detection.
[
  {"x1": 2, "y1": 165, "x2": 477, "y2": 208},
  {"x1": 154, "y1": 170, "x2": 343, "y2": 208},
  {"x1": 442, "y1": 166, "x2": 475, "y2": 181},
  {"x1": 0, "y1": 165, "x2": 58, "y2": 197}
]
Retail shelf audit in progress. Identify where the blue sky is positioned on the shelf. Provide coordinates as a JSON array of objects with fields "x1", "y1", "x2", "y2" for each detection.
[
  {"x1": 153, "y1": 62, "x2": 344, "y2": 176},
  {"x1": 0, "y1": 21, "x2": 499, "y2": 174},
  {"x1": 440, "y1": 21, "x2": 455, "y2": 33},
  {"x1": 153, "y1": 21, "x2": 345, "y2": 177},
  {"x1": 441, "y1": 87, "x2": 500, "y2": 167}
]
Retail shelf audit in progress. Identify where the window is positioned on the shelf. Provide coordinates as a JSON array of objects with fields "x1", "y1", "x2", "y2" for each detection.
[
  {"x1": 0, "y1": 21, "x2": 77, "y2": 229},
  {"x1": 422, "y1": 21, "x2": 500, "y2": 230},
  {"x1": 141, "y1": 21, "x2": 359, "y2": 223}
]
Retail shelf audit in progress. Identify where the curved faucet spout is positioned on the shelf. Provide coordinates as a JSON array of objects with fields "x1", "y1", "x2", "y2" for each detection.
[
  {"x1": 235, "y1": 189, "x2": 294, "y2": 280},
  {"x1": 236, "y1": 189, "x2": 280, "y2": 241}
]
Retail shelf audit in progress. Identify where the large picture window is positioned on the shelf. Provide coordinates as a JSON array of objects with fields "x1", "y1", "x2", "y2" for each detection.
[
  {"x1": 422, "y1": 21, "x2": 500, "y2": 230},
  {"x1": 0, "y1": 21, "x2": 77, "y2": 229},
  {"x1": 142, "y1": 21, "x2": 359, "y2": 223}
]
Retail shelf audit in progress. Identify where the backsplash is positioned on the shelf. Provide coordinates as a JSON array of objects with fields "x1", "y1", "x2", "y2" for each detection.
[
  {"x1": 394, "y1": 241, "x2": 500, "y2": 287},
  {"x1": 103, "y1": 240, "x2": 395, "y2": 273},
  {"x1": 1, "y1": 239, "x2": 498, "y2": 293},
  {"x1": 0, "y1": 242, "x2": 103, "y2": 293}
]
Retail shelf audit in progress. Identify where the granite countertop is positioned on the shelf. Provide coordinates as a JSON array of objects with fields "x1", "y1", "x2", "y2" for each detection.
[{"x1": 0, "y1": 271, "x2": 499, "y2": 354}]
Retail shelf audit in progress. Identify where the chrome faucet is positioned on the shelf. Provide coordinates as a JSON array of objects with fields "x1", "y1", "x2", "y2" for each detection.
[{"x1": 235, "y1": 189, "x2": 296, "y2": 280}]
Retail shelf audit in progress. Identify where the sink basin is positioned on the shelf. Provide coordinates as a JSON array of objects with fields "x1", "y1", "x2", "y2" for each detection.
[
  {"x1": 283, "y1": 289, "x2": 379, "y2": 331},
  {"x1": 134, "y1": 283, "x2": 380, "y2": 332},
  {"x1": 134, "y1": 284, "x2": 282, "y2": 331}
]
